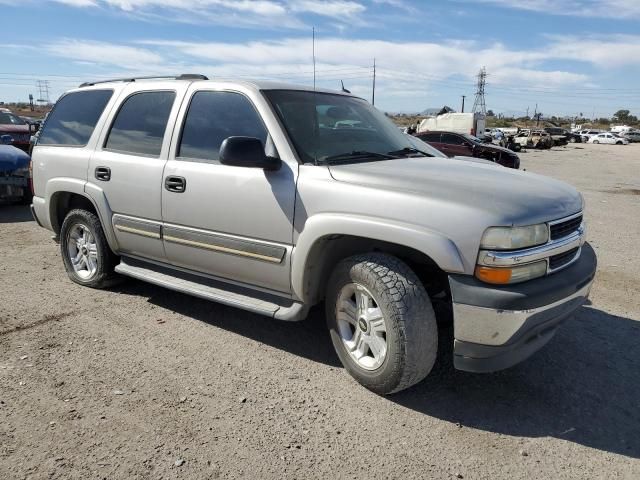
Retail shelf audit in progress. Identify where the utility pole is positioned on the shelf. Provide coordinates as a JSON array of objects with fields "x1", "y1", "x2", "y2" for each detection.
[
  {"x1": 526, "y1": 106, "x2": 529, "y2": 119},
  {"x1": 461, "y1": 95, "x2": 466, "y2": 113},
  {"x1": 471, "y1": 66, "x2": 487, "y2": 115},
  {"x1": 372, "y1": 58, "x2": 376, "y2": 106},
  {"x1": 312, "y1": 27, "x2": 316, "y2": 90}
]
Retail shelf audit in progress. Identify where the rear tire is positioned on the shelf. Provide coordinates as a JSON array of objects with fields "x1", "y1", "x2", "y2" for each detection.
[
  {"x1": 569, "y1": 137, "x2": 576, "y2": 143},
  {"x1": 593, "y1": 140, "x2": 599, "y2": 144},
  {"x1": 60, "y1": 209, "x2": 120, "y2": 288},
  {"x1": 326, "y1": 253, "x2": 438, "y2": 395}
]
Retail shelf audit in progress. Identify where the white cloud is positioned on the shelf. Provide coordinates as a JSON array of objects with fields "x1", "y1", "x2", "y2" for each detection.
[
  {"x1": 36, "y1": 34, "x2": 640, "y2": 114},
  {"x1": 54, "y1": 0, "x2": 98, "y2": 6},
  {"x1": 46, "y1": 39, "x2": 165, "y2": 68},
  {"x1": 544, "y1": 34, "x2": 640, "y2": 68},
  {"x1": 44, "y1": 0, "x2": 374, "y2": 27},
  {"x1": 289, "y1": 0, "x2": 366, "y2": 18},
  {"x1": 473, "y1": 0, "x2": 640, "y2": 19}
]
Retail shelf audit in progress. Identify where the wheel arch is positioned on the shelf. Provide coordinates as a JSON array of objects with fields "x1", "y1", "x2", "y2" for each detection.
[
  {"x1": 291, "y1": 214, "x2": 465, "y2": 305},
  {"x1": 47, "y1": 179, "x2": 118, "y2": 252}
]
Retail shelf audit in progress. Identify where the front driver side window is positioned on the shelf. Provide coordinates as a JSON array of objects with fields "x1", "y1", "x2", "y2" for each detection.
[{"x1": 178, "y1": 91, "x2": 268, "y2": 162}]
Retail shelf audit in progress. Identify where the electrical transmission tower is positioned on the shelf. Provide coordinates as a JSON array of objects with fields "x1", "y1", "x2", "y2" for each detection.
[
  {"x1": 471, "y1": 66, "x2": 487, "y2": 115},
  {"x1": 36, "y1": 80, "x2": 51, "y2": 105}
]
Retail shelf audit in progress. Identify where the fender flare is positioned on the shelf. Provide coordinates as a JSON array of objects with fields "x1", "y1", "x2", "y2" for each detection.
[
  {"x1": 45, "y1": 178, "x2": 119, "y2": 252},
  {"x1": 291, "y1": 213, "x2": 466, "y2": 302}
]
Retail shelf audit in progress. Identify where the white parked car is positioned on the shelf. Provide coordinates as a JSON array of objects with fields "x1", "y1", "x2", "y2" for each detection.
[
  {"x1": 578, "y1": 129, "x2": 601, "y2": 142},
  {"x1": 588, "y1": 133, "x2": 629, "y2": 145}
]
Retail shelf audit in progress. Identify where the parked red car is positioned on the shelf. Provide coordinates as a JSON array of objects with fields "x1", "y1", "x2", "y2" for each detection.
[
  {"x1": 414, "y1": 130, "x2": 520, "y2": 169},
  {"x1": 0, "y1": 111, "x2": 31, "y2": 153}
]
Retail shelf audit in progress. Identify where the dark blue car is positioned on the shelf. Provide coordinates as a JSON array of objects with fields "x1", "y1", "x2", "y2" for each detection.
[{"x1": 0, "y1": 134, "x2": 32, "y2": 203}]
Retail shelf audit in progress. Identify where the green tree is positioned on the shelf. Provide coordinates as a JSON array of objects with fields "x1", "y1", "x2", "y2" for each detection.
[{"x1": 613, "y1": 109, "x2": 638, "y2": 124}]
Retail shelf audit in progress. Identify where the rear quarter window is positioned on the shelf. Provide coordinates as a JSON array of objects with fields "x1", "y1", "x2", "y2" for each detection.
[{"x1": 38, "y1": 90, "x2": 113, "y2": 146}]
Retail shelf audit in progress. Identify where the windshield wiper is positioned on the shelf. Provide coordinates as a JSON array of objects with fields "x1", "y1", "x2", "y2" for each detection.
[
  {"x1": 321, "y1": 150, "x2": 398, "y2": 164},
  {"x1": 387, "y1": 147, "x2": 434, "y2": 158}
]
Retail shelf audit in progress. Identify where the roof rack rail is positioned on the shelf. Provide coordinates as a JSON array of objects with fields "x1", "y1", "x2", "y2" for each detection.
[{"x1": 79, "y1": 73, "x2": 209, "y2": 88}]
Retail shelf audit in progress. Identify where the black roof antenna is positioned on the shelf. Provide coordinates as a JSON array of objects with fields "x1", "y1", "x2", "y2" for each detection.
[{"x1": 341, "y1": 80, "x2": 351, "y2": 94}]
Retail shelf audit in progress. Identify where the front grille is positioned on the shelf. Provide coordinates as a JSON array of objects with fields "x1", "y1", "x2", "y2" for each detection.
[
  {"x1": 549, "y1": 247, "x2": 579, "y2": 270},
  {"x1": 550, "y1": 215, "x2": 582, "y2": 240}
]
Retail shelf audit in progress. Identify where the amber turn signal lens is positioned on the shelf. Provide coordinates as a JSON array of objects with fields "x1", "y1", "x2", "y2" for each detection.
[{"x1": 475, "y1": 266, "x2": 512, "y2": 284}]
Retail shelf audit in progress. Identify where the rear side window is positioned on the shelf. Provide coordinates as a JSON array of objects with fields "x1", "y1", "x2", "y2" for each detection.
[
  {"x1": 105, "y1": 91, "x2": 175, "y2": 157},
  {"x1": 419, "y1": 133, "x2": 441, "y2": 142},
  {"x1": 38, "y1": 90, "x2": 113, "y2": 146},
  {"x1": 178, "y1": 91, "x2": 267, "y2": 162},
  {"x1": 441, "y1": 133, "x2": 463, "y2": 145}
]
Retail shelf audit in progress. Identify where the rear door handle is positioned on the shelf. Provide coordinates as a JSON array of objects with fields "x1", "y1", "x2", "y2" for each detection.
[
  {"x1": 95, "y1": 166, "x2": 111, "y2": 181},
  {"x1": 165, "y1": 176, "x2": 186, "y2": 193}
]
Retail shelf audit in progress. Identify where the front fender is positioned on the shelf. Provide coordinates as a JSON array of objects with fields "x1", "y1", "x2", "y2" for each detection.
[{"x1": 291, "y1": 213, "x2": 466, "y2": 302}]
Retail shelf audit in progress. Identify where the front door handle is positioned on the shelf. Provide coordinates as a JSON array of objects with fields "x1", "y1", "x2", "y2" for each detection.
[
  {"x1": 165, "y1": 176, "x2": 186, "y2": 193},
  {"x1": 95, "y1": 166, "x2": 111, "y2": 181}
]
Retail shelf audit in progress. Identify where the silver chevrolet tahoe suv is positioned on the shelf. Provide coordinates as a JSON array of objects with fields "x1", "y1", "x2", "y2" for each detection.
[{"x1": 31, "y1": 74, "x2": 597, "y2": 394}]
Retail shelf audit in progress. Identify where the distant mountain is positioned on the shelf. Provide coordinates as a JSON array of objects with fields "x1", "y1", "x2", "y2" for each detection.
[{"x1": 499, "y1": 110, "x2": 528, "y2": 118}]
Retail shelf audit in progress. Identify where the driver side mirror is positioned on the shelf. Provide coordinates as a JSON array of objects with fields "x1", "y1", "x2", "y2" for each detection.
[
  {"x1": 219, "y1": 136, "x2": 281, "y2": 171},
  {"x1": 1, "y1": 134, "x2": 13, "y2": 145}
]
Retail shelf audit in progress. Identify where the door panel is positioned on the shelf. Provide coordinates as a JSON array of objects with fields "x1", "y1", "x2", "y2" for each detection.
[
  {"x1": 88, "y1": 83, "x2": 189, "y2": 261},
  {"x1": 161, "y1": 87, "x2": 297, "y2": 293}
]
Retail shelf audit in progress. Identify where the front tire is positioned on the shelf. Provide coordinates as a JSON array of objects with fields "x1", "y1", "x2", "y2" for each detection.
[
  {"x1": 60, "y1": 209, "x2": 119, "y2": 288},
  {"x1": 593, "y1": 140, "x2": 599, "y2": 144},
  {"x1": 326, "y1": 253, "x2": 438, "y2": 394}
]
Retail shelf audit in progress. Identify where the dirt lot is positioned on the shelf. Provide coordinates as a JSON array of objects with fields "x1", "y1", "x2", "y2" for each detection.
[{"x1": 1, "y1": 143, "x2": 639, "y2": 479}]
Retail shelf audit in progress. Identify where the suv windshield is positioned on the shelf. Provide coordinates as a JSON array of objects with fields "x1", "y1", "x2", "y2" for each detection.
[
  {"x1": 264, "y1": 90, "x2": 417, "y2": 164},
  {"x1": 0, "y1": 112, "x2": 26, "y2": 125}
]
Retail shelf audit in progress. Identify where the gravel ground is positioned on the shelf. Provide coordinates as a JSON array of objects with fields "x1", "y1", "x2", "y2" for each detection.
[{"x1": 1, "y1": 143, "x2": 639, "y2": 479}]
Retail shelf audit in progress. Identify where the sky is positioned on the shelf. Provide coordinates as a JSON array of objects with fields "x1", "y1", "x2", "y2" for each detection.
[{"x1": 1, "y1": 0, "x2": 640, "y2": 118}]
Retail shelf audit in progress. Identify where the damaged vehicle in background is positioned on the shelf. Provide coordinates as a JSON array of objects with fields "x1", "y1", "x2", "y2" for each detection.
[
  {"x1": 406, "y1": 134, "x2": 500, "y2": 167},
  {"x1": 0, "y1": 110, "x2": 33, "y2": 153},
  {"x1": 414, "y1": 130, "x2": 520, "y2": 169},
  {"x1": 544, "y1": 127, "x2": 580, "y2": 145},
  {"x1": 0, "y1": 134, "x2": 32, "y2": 204},
  {"x1": 513, "y1": 129, "x2": 553, "y2": 149}
]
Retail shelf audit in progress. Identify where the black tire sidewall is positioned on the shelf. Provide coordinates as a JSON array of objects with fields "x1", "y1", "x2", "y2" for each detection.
[
  {"x1": 327, "y1": 265, "x2": 403, "y2": 391},
  {"x1": 60, "y1": 209, "x2": 114, "y2": 288},
  {"x1": 326, "y1": 254, "x2": 437, "y2": 394}
]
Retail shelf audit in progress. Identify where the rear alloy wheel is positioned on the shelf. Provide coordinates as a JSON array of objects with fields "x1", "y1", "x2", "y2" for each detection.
[
  {"x1": 569, "y1": 137, "x2": 576, "y2": 143},
  {"x1": 593, "y1": 140, "x2": 599, "y2": 144},
  {"x1": 326, "y1": 253, "x2": 438, "y2": 395},
  {"x1": 60, "y1": 209, "x2": 119, "y2": 288}
]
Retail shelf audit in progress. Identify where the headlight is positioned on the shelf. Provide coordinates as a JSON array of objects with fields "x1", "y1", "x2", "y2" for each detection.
[
  {"x1": 480, "y1": 224, "x2": 548, "y2": 250},
  {"x1": 475, "y1": 260, "x2": 547, "y2": 285}
]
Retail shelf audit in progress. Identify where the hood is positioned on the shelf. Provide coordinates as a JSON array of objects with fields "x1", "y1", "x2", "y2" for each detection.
[
  {"x1": 328, "y1": 157, "x2": 582, "y2": 225},
  {"x1": 452, "y1": 156, "x2": 499, "y2": 167},
  {"x1": 0, "y1": 145, "x2": 31, "y2": 173}
]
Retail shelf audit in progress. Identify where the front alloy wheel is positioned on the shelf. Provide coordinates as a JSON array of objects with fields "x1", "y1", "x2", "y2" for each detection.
[
  {"x1": 326, "y1": 253, "x2": 438, "y2": 395},
  {"x1": 336, "y1": 283, "x2": 388, "y2": 371}
]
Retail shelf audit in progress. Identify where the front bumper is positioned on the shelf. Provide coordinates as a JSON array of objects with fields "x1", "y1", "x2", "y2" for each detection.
[{"x1": 449, "y1": 243, "x2": 597, "y2": 373}]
